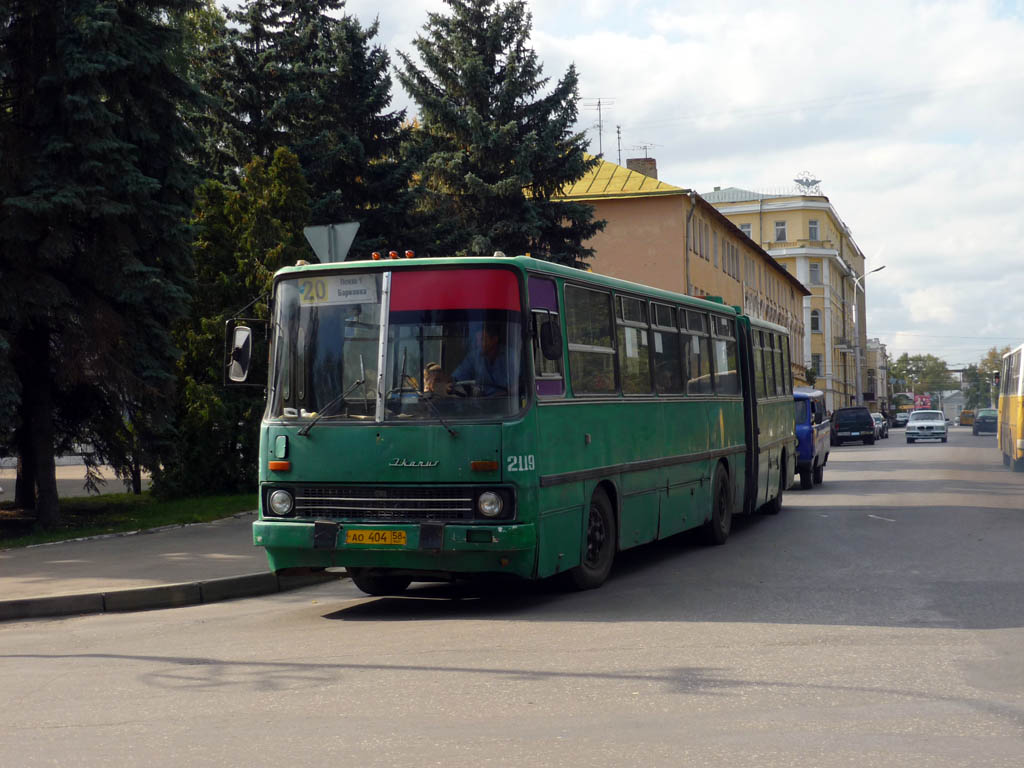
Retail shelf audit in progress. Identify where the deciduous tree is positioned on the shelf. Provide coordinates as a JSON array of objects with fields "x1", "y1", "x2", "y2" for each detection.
[{"x1": 155, "y1": 148, "x2": 310, "y2": 496}]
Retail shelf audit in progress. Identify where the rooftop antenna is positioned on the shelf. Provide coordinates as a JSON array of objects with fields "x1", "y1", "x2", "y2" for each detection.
[
  {"x1": 580, "y1": 98, "x2": 615, "y2": 155},
  {"x1": 629, "y1": 141, "x2": 660, "y2": 158}
]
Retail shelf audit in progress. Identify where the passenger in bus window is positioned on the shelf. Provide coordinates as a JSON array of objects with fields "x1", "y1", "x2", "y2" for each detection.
[
  {"x1": 452, "y1": 322, "x2": 509, "y2": 395},
  {"x1": 422, "y1": 363, "x2": 451, "y2": 397}
]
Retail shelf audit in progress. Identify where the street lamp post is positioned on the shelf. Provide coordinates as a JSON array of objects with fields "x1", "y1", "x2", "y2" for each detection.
[{"x1": 851, "y1": 265, "x2": 885, "y2": 406}]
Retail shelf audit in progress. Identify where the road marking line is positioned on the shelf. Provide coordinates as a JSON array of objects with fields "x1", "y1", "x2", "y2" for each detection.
[{"x1": 868, "y1": 514, "x2": 896, "y2": 523}]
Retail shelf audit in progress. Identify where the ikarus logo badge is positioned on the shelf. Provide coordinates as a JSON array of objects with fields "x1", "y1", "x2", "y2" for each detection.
[{"x1": 389, "y1": 458, "x2": 440, "y2": 468}]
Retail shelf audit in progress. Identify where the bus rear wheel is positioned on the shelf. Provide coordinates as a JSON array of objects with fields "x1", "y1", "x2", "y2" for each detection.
[
  {"x1": 703, "y1": 465, "x2": 732, "y2": 544},
  {"x1": 763, "y1": 457, "x2": 785, "y2": 515},
  {"x1": 347, "y1": 568, "x2": 412, "y2": 596},
  {"x1": 567, "y1": 488, "x2": 616, "y2": 590},
  {"x1": 799, "y1": 467, "x2": 813, "y2": 490}
]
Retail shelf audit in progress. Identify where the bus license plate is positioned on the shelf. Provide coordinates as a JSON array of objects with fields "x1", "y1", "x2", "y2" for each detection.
[{"x1": 345, "y1": 529, "x2": 407, "y2": 546}]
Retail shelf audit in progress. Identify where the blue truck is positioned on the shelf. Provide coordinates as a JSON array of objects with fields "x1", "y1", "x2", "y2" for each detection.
[{"x1": 793, "y1": 387, "x2": 830, "y2": 489}]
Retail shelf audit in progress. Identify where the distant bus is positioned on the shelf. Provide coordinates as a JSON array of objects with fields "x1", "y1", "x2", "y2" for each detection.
[
  {"x1": 998, "y1": 344, "x2": 1024, "y2": 471},
  {"x1": 232, "y1": 255, "x2": 795, "y2": 594}
]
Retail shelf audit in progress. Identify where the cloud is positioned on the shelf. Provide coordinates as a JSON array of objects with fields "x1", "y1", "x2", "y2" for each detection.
[{"x1": 238, "y1": 0, "x2": 1024, "y2": 365}]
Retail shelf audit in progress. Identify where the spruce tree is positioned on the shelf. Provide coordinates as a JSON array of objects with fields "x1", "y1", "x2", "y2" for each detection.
[
  {"x1": 200, "y1": 0, "x2": 414, "y2": 256},
  {"x1": 0, "y1": 0, "x2": 199, "y2": 524},
  {"x1": 398, "y1": 0, "x2": 603, "y2": 266}
]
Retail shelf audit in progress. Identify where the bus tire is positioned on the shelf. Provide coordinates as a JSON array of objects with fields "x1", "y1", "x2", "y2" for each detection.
[
  {"x1": 799, "y1": 468, "x2": 813, "y2": 490},
  {"x1": 347, "y1": 568, "x2": 412, "y2": 596},
  {"x1": 703, "y1": 465, "x2": 732, "y2": 544},
  {"x1": 813, "y1": 462, "x2": 824, "y2": 485},
  {"x1": 763, "y1": 457, "x2": 785, "y2": 515},
  {"x1": 567, "y1": 488, "x2": 616, "y2": 590}
]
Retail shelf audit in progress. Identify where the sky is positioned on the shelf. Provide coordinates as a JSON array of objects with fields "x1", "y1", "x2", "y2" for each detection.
[{"x1": 311, "y1": 0, "x2": 1024, "y2": 367}]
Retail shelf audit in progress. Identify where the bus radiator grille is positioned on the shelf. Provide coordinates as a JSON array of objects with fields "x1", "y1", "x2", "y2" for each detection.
[{"x1": 294, "y1": 486, "x2": 476, "y2": 522}]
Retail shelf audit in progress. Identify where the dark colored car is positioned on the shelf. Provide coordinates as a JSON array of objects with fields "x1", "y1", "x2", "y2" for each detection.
[
  {"x1": 973, "y1": 408, "x2": 997, "y2": 435},
  {"x1": 794, "y1": 387, "x2": 830, "y2": 488},
  {"x1": 831, "y1": 406, "x2": 876, "y2": 445}
]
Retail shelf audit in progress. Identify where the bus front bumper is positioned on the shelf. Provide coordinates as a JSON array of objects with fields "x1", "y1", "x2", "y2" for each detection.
[{"x1": 253, "y1": 520, "x2": 537, "y2": 579}]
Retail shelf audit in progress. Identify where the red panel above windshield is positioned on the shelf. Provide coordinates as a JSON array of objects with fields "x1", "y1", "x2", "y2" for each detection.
[{"x1": 390, "y1": 268, "x2": 520, "y2": 311}]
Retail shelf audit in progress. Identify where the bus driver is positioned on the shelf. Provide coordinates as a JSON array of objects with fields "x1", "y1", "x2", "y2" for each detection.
[{"x1": 451, "y1": 322, "x2": 509, "y2": 396}]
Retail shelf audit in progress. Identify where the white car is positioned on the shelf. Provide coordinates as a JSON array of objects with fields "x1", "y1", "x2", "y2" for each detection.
[{"x1": 905, "y1": 409, "x2": 948, "y2": 443}]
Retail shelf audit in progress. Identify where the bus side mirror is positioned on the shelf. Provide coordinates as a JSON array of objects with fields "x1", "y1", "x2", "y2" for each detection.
[
  {"x1": 226, "y1": 323, "x2": 253, "y2": 384},
  {"x1": 540, "y1": 320, "x2": 563, "y2": 360}
]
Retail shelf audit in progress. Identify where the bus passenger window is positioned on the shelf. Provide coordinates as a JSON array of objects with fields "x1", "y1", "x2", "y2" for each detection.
[
  {"x1": 652, "y1": 303, "x2": 684, "y2": 394},
  {"x1": 712, "y1": 316, "x2": 740, "y2": 395},
  {"x1": 780, "y1": 335, "x2": 792, "y2": 394},
  {"x1": 616, "y1": 295, "x2": 652, "y2": 394},
  {"x1": 753, "y1": 332, "x2": 766, "y2": 399},
  {"x1": 565, "y1": 284, "x2": 616, "y2": 394},
  {"x1": 762, "y1": 332, "x2": 777, "y2": 396},
  {"x1": 685, "y1": 310, "x2": 713, "y2": 395},
  {"x1": 773, "y1": 334, "x2": 786, "y2": 395}
]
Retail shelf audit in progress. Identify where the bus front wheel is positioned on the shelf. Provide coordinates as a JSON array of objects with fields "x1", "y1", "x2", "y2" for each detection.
[
  {"x1": 567, "y1": 488, "x2": 616, "y2": 590},
  {"x1": 347, "y1": 568, "x2": 412, "y2": 596}
]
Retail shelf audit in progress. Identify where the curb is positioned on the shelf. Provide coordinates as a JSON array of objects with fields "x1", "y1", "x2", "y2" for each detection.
[{"x1": 0, "y1": 568, "x2": 344, "y2": 622}]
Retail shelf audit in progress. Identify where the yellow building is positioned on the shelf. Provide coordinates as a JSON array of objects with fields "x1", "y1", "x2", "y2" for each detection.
[
  {"x1": 554, "y1": 158, "x2": 809, "y2": 385},
  {"x1": 703, "y1": 186, "x2": 872, "y2": 412}
]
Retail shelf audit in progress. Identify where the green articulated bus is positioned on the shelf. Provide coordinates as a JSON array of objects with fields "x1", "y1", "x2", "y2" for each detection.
[{"x1": 230, "y1": 255, "x2": 795, "y2": 595}]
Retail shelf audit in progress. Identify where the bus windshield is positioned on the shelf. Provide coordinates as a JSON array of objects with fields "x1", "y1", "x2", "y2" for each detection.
[{"x1": 269, "y1": 267, "x2": 525, "y2": 423}]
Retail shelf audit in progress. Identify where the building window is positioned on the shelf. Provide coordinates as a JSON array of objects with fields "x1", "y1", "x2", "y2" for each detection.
[
  {"x1": 809, "y1": 262, "x2": 821, "y2": 285},
  {"x1": 811, "y1": 353, "x2": 823, "y2": 375},
  {"x1": 808, "y1": 220, "x2": 819, "y2": 240},
  {"x1": 712, "y1": 231, "x2": 718, "y2": 267},
  {"x1": 775, "y1": 221, "x2": 787, "y2": 242},
  {"x1": 810, "y1": 309, "x2": 821, "y2": 332},
  {"x1": 739, "y1": 223, "x2": 752, "y2": 239}
]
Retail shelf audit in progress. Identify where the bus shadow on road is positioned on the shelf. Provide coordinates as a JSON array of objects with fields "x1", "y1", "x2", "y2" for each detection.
[
  {"x1": 322, "y1": 513, "x2": 776, "y2": 623},
  {"x1": 321, "y1": 501, "x2": 1024, "y2": 631}
]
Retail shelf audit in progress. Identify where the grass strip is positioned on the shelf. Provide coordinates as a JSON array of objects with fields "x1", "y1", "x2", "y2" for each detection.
[{"x1": 0, "y1": 492, "x2": 256, "y2": 549}]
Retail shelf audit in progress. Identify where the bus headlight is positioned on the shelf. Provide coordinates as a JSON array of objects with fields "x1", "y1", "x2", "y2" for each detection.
[
  {"x1": 267, "y1": 489, "x2": 294, "y2": 517},
  {"x1": 477, "y1": 491, "x2": 503, "y2": 518}
]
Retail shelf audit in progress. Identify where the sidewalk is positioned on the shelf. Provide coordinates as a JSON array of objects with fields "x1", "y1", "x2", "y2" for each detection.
[{"x1": 0, "y1": 512, "x2": 341, "y2": 621}]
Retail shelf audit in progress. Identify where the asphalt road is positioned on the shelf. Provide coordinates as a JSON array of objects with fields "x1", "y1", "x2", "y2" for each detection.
[{"x1": 1, "y1": 426, "x2": 1022, "y2": 767}]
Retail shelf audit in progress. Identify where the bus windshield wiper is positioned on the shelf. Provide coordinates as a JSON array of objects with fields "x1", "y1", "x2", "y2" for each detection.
[
  {"x1": 405, "y1": 374, "x2": 458, "y2": 438},
  {"x1": 297, "y1": 376, "x2": 366, "y2": 437}
]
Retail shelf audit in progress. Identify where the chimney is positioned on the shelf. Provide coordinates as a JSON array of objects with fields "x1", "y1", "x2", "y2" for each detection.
[{"x1": 626, "y1": 157, "x2": 658, "y2": 179}]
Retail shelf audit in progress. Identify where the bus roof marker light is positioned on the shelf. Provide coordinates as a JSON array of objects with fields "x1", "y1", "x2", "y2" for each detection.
[
  {"x1": 389, "y1": 251, "x2": 399, "y2": 259},
  {"x1": 405, "y1": 250, "x2": 415, "y2": 258},
  {"x1": 371, "y1": 252, "x2": 382, "y2": 260}
]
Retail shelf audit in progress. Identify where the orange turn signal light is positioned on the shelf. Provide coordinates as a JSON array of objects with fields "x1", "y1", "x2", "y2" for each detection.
[
  {"x1": 268, "y1": 460, "x2": 291, "y2": 472},
  {"x1": 471, "y1": 460, "x2": 499, "y2": 472}
]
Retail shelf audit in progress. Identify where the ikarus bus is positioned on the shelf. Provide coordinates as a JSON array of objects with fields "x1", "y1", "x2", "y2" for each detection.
[{"x1": 227, "y1": 255, "x2": 796, "y2": 595}]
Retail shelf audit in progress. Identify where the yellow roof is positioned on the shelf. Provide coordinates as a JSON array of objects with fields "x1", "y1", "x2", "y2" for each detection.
[{"x1": 556, "y1": 156, "x2": 684, "y2": 201}]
